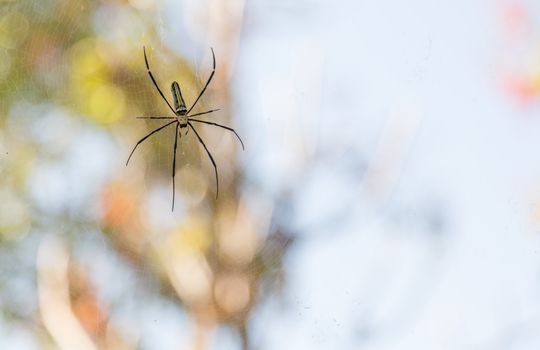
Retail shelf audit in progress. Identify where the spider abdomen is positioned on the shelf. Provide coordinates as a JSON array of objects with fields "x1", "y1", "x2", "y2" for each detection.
[{"x1": 171, "y1": 81, "x2": 188, "y2": 116}]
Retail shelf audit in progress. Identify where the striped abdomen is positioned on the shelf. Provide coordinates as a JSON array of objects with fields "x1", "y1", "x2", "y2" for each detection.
[{"x1": 171, "y1": 81, "x2": 187, "y2": 116}]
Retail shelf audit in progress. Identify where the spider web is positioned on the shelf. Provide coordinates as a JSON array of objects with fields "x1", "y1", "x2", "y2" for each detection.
[
  {"x1": 0, "y1": 0, "x2": 262, "y2": 349},
  {"x1": 0, "y1": 0, "x2": 475, "y2": 350}
]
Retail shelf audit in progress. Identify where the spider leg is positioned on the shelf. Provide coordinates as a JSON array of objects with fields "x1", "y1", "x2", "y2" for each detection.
[
  {"x1": 188, "y1": 122, "x2": 219, "y2": 199},
  {"x1": 188, "y1": 118, "x2": 244, "y2": 150},
  {"x1": 136, "y1": 116, "x2": 174, "y2": 120},
  {"x1": 126, "y1": 120, "x2": 176, "y2": 166},
  {"x1": 187, "y1": 109, "x2": 220, "y2": 118},
  {"x1": 186, "y1": 48, "x2": 216, "y2": 115},
  {"x1": 172, "y1": 122, "x2": 180, "y2": 211},
  {"x1": 144, "y1": 46, "x2": 176, "y2": 114}
]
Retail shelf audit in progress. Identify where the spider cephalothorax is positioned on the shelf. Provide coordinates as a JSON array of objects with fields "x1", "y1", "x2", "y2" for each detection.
[{"x1": 126, "y1": 46, "x2": 245, "y2": 211}]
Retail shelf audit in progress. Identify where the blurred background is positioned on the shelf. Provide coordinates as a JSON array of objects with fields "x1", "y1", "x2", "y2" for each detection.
[{"x1": 1, "y1": 0, "x2": 540, "y2": 349}]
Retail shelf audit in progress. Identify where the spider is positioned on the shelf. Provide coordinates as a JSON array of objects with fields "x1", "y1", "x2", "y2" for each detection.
[{"x1": 126, "y1": 46, "x2": 244, "y2": 211}]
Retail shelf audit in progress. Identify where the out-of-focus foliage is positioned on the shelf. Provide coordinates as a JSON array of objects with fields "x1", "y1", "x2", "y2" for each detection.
[
  {"x1": 498, "y1": 2, "x2": 540, "y2": 104},
  {"x1": 0, "y1": 0, "x2": 287, "y2": 349},
  {"x1": 6, "y1": 0, "x2": 537, "y2": 349}
]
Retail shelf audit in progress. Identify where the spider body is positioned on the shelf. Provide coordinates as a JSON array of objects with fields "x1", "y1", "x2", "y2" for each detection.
[
  {"x1": 126, "y1": 46, "x2": 245, "y2": 211},
  {"x1": 171, "y1": 81, "x2": 188, "y2": 118}
]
